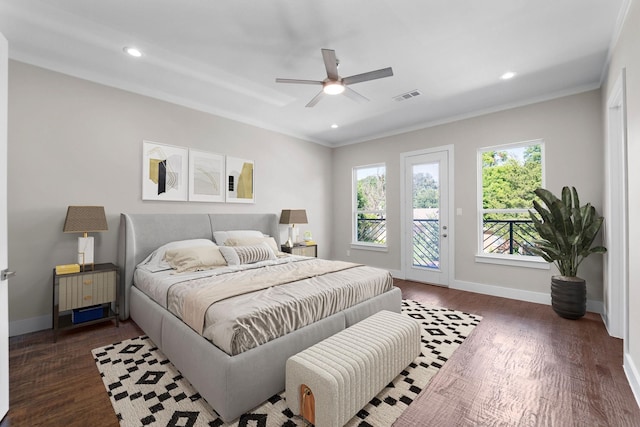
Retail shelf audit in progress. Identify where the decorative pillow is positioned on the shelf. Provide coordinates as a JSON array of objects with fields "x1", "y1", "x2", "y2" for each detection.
[
  {"x1": 225, "y1": 236, "x2": 279, "y2": 254},
  {"x1": 219, "y1": 242, "x2": 276, "y2": 266},
  {"x1": 164, "y1": 246, "x2": 227, "y2": 273},
  {"x1": 213, "y1": 230, "x2": 265, "y2": 245},
  {"x1": 139, "y1": 239, "x2": 216, "y2": 272}
]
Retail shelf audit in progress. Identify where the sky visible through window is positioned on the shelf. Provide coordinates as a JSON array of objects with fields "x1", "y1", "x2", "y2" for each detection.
[{"x1": 356, "y1": 165, "x2": 385, "y2": 180}]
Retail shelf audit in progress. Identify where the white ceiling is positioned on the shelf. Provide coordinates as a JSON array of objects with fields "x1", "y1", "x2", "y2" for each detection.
[{"x1": 0, "y1": 0, "x2": 628, "y2": 147}]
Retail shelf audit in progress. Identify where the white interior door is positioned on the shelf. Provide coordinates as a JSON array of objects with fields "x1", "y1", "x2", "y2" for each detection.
[
  {"x1": 402, "y1": 148, "x2": 451, "y2": 286},
  {"x1": 0, "y1": 32, "x2": 9, "y2": 421}
]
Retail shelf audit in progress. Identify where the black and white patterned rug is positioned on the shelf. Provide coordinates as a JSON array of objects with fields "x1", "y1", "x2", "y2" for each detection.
[{"x1": 92, "y1": 300, "x2": 481, "y2": 426}]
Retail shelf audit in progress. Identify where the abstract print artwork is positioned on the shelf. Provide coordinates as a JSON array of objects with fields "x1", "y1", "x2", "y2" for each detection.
[
  {"x1": 188, "y1": 150, "x2": 225, "y2": 202},
  {"x1": 226, "y1": 156, "x2": 254, "y2": 203},
  {"x1": 142, "y1": 141, "x2": 188, "y2": 201}
]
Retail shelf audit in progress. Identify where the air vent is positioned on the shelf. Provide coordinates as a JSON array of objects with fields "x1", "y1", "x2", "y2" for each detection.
[{"x1": 393, "y1": 90, "x2": 422, "y2": 102}]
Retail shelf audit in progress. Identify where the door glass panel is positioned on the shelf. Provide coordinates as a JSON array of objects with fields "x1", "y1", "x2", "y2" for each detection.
[{"x1": 412, "y1": 162, "x2": 440, "y2": 269}]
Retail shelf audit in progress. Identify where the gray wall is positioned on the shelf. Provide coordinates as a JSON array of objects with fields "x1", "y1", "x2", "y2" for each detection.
[
  {"x1": 7, "y1": 61, "x2": 332, "y2": 334},
  {"x1": 6, "y1": 60, "x2": 608, "y2": 337},
  {"x1": 603, "y1": 0, "x2": 640, "y2": 404},
  {"x1": 332, "y1": 90, "x2": 604, "y2": 301}
]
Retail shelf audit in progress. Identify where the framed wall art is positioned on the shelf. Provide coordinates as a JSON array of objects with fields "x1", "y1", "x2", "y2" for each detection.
[
  {"x1": 188, "y1": 149, "x2": 225, "y2": 202},
  {"x1": 226, "y1": 156, "x2": 254, "y2": 203},
  {"x1": 142, "y1": 141, "x2": 188, "y2": 201}
]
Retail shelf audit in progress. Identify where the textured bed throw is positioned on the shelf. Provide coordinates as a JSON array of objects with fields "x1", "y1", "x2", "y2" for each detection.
[{"x1": 182, "y1": 259, "x2": 361, "y2": 334}]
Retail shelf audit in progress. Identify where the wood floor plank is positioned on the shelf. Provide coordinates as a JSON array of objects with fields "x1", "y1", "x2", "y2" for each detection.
[
  {"x1": 2, "y1": 320, "x2": 141, "y2": 427},
  {"x1": 1, "y1": 280, "x2": 639, "y2": 427},
  {"x1": 394, "y1": 280, "x2": 640, "y2": 427}
]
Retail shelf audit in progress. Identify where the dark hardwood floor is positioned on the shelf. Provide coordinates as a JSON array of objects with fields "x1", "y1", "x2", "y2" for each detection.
[
  {"x1": 2, "y1": 320, "x2": 142, "y2": 427},
  {"x1": 1, "y1": 280, "x2": 639, "y2": 426},
  {"x1": 395, "y1": 280, "x2": 640, "y2": 427}
]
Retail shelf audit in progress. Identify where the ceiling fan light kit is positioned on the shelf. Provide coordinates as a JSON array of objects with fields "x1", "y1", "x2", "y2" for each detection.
[
  {"x1": 123, "y1": 46, "x2": 142, "y2": 57},
  {"x1": 323, "y1": 81, "x2": 345, "y2": 95},
  {"x1": 276, "y1": 48, "x2": 393, "y2": 107}
]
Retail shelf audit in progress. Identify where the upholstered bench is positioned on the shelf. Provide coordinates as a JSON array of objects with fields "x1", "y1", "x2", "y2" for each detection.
[{"x1": 285, "y1": 310, "x2": 421, "y2": 427}]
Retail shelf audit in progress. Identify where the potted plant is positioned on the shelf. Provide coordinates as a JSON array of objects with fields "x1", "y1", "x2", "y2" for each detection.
[{"x1": 528, "y1": 186, "x2": 607, "y2": 319}]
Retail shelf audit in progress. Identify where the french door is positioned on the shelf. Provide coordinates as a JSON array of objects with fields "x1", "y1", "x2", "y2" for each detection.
[{"x1": 401, "y1": 147, "x2": 452, "y2": 286}]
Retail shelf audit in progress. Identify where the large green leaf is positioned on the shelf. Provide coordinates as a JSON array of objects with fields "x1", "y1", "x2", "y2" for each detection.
[{"x1": 529, "y1": 186, "x2": 606, "y2": 276}]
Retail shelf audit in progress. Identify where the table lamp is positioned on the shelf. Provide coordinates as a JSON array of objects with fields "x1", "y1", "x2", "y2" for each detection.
[
  {"x1": 279, "y1": 209, "x2": 308, "y2": 248},
  {"x1": 63, "y1": 206, "x2": 108, "y2": 271}
]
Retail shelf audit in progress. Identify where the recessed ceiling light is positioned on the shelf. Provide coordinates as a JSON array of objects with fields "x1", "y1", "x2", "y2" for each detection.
[
  {"x1": 123, "y1": 47, "x2": 142, "y2": 57},
  {"x1": 331, "y1": 123, "x2": 339, "y2": 129},
  {"x1": 501, "y1": 71, "x2": 516, "y2": 80}
]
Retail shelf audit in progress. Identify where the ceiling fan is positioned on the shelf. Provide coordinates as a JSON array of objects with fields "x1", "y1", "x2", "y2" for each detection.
[{"x1": 275, "y1": 48, "x2": 394, "y2": 108}]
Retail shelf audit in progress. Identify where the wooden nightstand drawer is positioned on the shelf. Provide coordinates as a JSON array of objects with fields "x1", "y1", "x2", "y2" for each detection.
[
  {"x1": 281, "y1": 244, "x2": 317, "y2": 257},
  {"x1": 58, "y1": 270, "x2": 116, "y2": 311}
]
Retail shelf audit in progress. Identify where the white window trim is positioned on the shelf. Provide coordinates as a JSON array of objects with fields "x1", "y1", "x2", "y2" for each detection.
[
  {"x1": 475, "y1": 253, "x2": 550, "y2": 269},
  {"x1": 352, "y1": 163, "x2": 387, "y2": 248},
  {"x1": 476, "y1": 139, "x2": 546, "y2": 268},
  {"x1": 350, "y1": 242, "x2": 389, "y2": 252}
]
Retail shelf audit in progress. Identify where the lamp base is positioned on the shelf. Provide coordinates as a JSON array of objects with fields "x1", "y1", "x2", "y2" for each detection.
[
  {"x1": 284, "y1": 225, "x2": 295, "y2": 248},
  {"x1": 78, "y1": 236, "x2": 95, "y2": 271}
]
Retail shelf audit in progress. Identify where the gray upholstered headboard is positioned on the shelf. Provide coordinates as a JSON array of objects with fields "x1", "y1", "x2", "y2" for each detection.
[{"x1": 117, "y1": 213, "x2": 279, "y2": 320}]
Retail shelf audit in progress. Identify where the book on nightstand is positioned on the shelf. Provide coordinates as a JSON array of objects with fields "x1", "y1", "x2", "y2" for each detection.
[{"x1": 55, "y1": 264, "x2": 80, "y2": 275}]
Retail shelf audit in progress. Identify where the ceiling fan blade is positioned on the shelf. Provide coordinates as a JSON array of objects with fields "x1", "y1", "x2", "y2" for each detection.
[
  {"x1": 321, "y1": 49, "x2": 340, "y2": 81},
  {"x1": 342, "y1": 67, "x2": 394, "y2": 85},
  {"x1": 305, "y1": 90, "x2": 325, "y2": 108},
  {"x1": 343, "y1": 86, "x2": 369, "y2": 104},
  {"x1": 275, "y1": 78, "x2": 323, "y2": 85}
]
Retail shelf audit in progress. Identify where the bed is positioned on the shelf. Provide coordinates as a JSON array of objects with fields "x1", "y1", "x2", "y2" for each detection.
[{"x1": 117, "y1": 212, "x2": 402, "y2": 422}]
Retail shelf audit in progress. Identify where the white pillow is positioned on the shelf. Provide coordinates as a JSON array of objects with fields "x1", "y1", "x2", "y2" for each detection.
[
  {"x1": 138, "y1": 239, "x2": 216, "y2": 272},
  {"x1": 213, "y1": 230, "x2": 265, "y2": 245},
  {"x1": 164, "y1": 246, "x2": 227, "y2": 273},
  {"x1": 219, "y1": 242, "x2": 276, "y2": 266}
]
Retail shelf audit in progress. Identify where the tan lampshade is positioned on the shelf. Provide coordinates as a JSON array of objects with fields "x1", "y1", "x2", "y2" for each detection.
[
  {"x1": 279, "y1": 209, "x2": 308, "y2": 225},
  {"x1": 63, "y1": 206, "x2": 108, "y2": 233}
]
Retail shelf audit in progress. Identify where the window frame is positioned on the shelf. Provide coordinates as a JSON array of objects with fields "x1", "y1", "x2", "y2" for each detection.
[
  {"x1": 476, "y1": 139, "x2": 549, "y2": 269},
  {"x1": 352, "y1": 163, "x2": 388, "y2": 250}
]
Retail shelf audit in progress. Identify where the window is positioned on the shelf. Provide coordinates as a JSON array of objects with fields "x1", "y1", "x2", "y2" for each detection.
[
  {"x1": 478, "y1": 140, "x2": 544, "y2": 260},
  {"x1": 353, "y1": 164, "x2": 386, "y2": 247}
]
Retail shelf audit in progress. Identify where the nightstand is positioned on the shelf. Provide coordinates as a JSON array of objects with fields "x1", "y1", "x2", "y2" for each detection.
[
  {"x1": 281, "y1": 243, "x2": 317, "y2": 257},
  {"x1": 52, "y1": 262, "x2": 119, "y2": 341}
]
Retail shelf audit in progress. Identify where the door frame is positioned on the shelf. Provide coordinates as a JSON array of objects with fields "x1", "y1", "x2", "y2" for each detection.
[
  {"x1": 604, "y1": 69, "x2": 628, "y2": 341},
  {"x1": 400, "y1": 145, "x2": 454, "y2": 286},
  {"x1": 1, "y1": 32, "x2": 9, "y2": 421}
]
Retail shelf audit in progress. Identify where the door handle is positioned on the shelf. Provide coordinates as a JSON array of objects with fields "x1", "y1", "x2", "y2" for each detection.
[{"x1": 1, "y1": 269, "x2": 16, "y2": 280}]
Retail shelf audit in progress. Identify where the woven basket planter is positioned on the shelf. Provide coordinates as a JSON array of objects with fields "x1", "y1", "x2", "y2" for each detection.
[{"x1": 551, "y1": 276, "x2": 586, "y2": 320}]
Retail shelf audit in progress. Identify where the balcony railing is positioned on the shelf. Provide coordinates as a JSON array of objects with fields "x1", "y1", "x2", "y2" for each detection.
[
  {"x1": 483, "y1": 219, "x2": 538, "y2": 255},
  {"x1": 357, "y1": 216, "x2": 386, "y2": 244},
  {"x1": 413, "y1": 219, "x2": 439, "y2": 268},
  {"x1": 357, "y1": 217, "x2": 538, "y2": 262}
]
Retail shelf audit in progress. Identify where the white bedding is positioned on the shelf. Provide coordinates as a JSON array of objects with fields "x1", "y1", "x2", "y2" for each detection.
[{"x1": 133, "y1": 256, "x2": 393, "y2": 355}]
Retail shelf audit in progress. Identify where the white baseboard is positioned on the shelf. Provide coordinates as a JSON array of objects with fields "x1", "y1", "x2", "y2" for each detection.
[
  {"x1": 9, "y1": 314, "x2": 50, "y2": 337},
  {"x1": 452, "y1": 279, "x2": 550, "y2": 305},
  {"x1": 11, "y1": 276, "x2": 606, "y2": 336},
  {"x1": 450, "y1": 279, "x2": 604, "y2": 314},
  {"x1": 624, "y1": 352, "x2": 640, "y2": 409},
  {"x1": 389, "y1": 269, "x2": 403, "y2": 279},
  {"x1": 389, "y1": 273, "x2": 604, "y2": 314}
]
